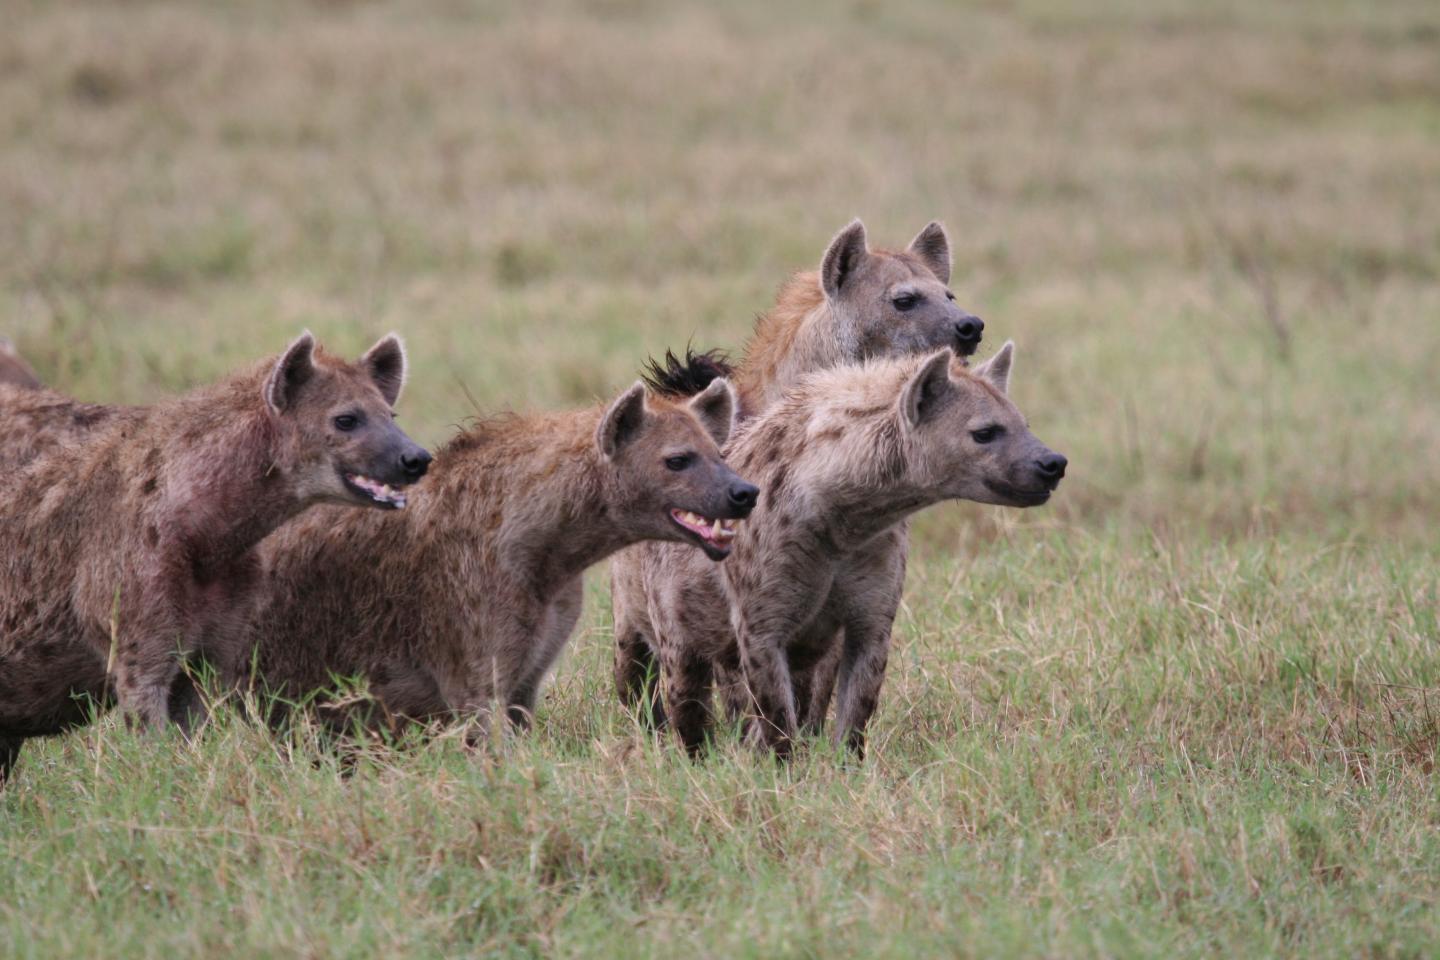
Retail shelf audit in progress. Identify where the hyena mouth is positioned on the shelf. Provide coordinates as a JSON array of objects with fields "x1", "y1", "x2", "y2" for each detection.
[
  {"x1": 345, "y1": 473, "x2": 409, "y2": 510},
  {"x1": 669, "y1": 509, "x2": 741, "y2": 552}
]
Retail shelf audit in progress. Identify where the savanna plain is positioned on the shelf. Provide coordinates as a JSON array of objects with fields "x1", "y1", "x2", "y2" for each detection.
[{"x1": 2, "y1": 0, "x2": 1439, "y2": 956}]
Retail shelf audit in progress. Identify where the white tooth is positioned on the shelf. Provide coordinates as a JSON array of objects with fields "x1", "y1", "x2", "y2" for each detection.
[{"x1": 711, "y1": 517, "x2": 721, "y2": 538}]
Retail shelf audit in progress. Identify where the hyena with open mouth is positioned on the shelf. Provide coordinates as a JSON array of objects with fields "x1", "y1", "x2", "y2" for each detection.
[
  {"x1": 628, "y1": 344, "x2": 1066, "y2": 758},
  {"x1": 247, "y1": 377, "x2": 757, "y2": 740},
  {"x1": 612, "y1": 218, "x2": 985, "y2": 725},
  {"x1": 0, "y1": 333, "x2": 430, "y2": 782}
]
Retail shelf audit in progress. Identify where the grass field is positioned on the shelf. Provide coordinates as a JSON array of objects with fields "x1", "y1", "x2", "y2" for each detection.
[{"x1": 3, "y1": 0, "x2": 1440, "y2": 955}]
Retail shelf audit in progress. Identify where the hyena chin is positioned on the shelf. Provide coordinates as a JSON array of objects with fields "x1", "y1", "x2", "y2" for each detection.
[
  {"x1": 247, "y1": 377, "x2": 757, "y2": 742},
  {"x1": 613, "y1": 216, "x2": 985, "y2": 723},
  {"x1": 0, "y1": 332, "x2": 429, "y2": 784},
  {"x1": 622, "y1": 342, "x2": 1066, "y2": 759}
]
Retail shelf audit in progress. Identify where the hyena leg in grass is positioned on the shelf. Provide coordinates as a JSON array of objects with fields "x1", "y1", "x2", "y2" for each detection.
[
  {"x1": 661, "y1": 648, "x2": 716, "y2": 756},
  {"x1": 507, "y1": 578, "x2": 583, "y2": 729}
]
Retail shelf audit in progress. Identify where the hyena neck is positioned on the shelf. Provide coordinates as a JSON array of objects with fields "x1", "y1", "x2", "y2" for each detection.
[
  {"x1": 439, "y1": 418, "x2": 632, "y2": 600},
  {"x1": 737, "y1": 274, "x2": 848, "y2": 416},
  {"x1": 163, "y1": 408, "x2": 308, "y2": 582}
]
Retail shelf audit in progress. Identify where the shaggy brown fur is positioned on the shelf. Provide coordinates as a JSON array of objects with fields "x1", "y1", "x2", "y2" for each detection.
[
  {"x1": 0, "y1": 333, "x2": 430, "y2": 783},
  {"x1": 0, "y1": 383, "x2": 130, "y2": 472},
  {"x1": 247, "y1": 378, "x2": 757, "y2": 739},
  {"x1": 613, "y1": 219, "x2": 985, "y2": 723},
  {"x1": 620, "y1": 345, "x2": 1067, "y2": 758},
  {"x1": 0, "y1": 338, "x2": 42, "y2": 389}
]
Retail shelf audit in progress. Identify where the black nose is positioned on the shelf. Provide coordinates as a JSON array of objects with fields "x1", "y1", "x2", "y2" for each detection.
[
  {"x1": 401, "y1": 449, "x2": 432, "y2": 480},
  {"x1": 955, "y1": 315, "x2": 984, "y2": 344},
  {"x1": 1036, "y1": 453, "x2": 1067, "y2": 486},
  {"x1": 728, "y1": 481, "x2": 759, "y2": 514}
]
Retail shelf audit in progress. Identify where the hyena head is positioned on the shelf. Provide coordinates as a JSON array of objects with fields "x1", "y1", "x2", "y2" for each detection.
[
  {"x1": 595, "y1": 377, "x2": 759, "y2": 561},
  {"x1": 822, "y1": 218, "x2": 985, "y2": 361},
  {"x1": 264, "y1": 332, "x2": 432, "y2": 510},
  {"x1": 897, "y1": 342, "x2": 1067, "y2": 507}
]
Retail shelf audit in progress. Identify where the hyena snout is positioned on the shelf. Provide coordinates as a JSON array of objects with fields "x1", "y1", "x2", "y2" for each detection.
[
  {"x1": 1035, "y1": 451, "x2": 1067, "y2": 489},
  {"x1": 400, "y1": 446, "x2": 432, "y2": 481},
  {"x1": 954, "y1": 314, "x2": 984, "y2": 354},
  {"x1": 727, "y1": 480, "x2": 760, "y2": 517}
]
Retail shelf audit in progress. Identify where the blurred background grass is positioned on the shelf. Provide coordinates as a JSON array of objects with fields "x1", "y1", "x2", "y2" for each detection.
[
  {"x1": 3, "y1": 1, "x2": 1440, "y2": 955},
  {"x1": 5, "y1": 0, "x2": 1437, "y2": 540}
]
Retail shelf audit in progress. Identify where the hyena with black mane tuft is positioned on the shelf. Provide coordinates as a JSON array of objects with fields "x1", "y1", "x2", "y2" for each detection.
[
  {"x1": 0, "y1": 333, "x2": 430, "y2": 783},
  {"x1": 246, "y1": 377, "x2": 758, "y2": 740},
  {"x1": 613, "y1": 218, "x2": 985, "y2": 724},
  {"x1": 631, "y1": 344, "x2": 1066, "y2": 758}
]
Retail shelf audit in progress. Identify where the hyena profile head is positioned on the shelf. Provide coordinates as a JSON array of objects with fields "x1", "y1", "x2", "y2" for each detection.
[
  {"x1": 823, "y1": 219, "x2": 985, "y2": 361},
  {"x1": 265, "y1": 332, "x2": 432, "y2": 510},
  {"x1": 896, "y1": 342, "x2": 1067, "y2": 507},
  {"x1": 597, "y1": 377, "x2": 758, "y2": 560}
]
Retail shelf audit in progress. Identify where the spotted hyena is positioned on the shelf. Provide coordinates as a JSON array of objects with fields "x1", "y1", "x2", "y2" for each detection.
[
  {"x1": 0, "y1": 337, "x2": 42, "y2": 390},
  {"x1": 247, "y1": 377, "x2": 757, "y2": 740},
  {"x1": 626, "y1": 344, "x2": 1066, "y2": 757},
  {"x1": 613, "y1": 218, "x2": 985, "y2": 723},
  {"x1": 0, "y1": 333, "x2": 431, "y2": 782}
]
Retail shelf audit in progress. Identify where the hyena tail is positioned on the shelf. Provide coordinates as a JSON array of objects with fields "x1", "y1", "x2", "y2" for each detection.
[{"x1": 640, "y1": 346, "x2": 735, "y2": 399}]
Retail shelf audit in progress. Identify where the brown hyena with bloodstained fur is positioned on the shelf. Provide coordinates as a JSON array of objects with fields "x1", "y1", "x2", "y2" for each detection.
[
  {"x1": 246, "y1": 378, "x2": 756, "y2": 740},
  {"x1": 613, "y1": 218, "x2": 984, "y2": 723},
  {"x1": 0, "y1": 332, "x2": 431, "y2": 783},
  {"x1": 630, "y1": 344, "x2": 1066, "y2": 758}
]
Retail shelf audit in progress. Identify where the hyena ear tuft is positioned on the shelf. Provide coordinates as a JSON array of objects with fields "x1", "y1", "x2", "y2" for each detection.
[
  {"x1": 688, "y1": 377, "x2": 738, "y2": 447},
  {"x1": 907, "y1": 221, "x2": 951, "y2": 285},
  {"x1": 265, "y1": 331, "x2": 317, "y2": 414},
  {"x1": 821, "y1": 218, "x2": 869, "y2": 301},
  {"x1": 360, "y1": 333, "x2": 407, "y2": 407},
  {"x1": 973, "y1": 340, "x2": 1014, "y2": 395},
  {"x1": 597, "y1": 381, "x2": 649, "y2": 459},
  {"x1": 900, "y1": 349, "x2": 955, "y2": 427}
]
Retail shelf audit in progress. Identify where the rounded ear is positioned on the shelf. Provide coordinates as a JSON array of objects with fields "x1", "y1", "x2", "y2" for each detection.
[
  {"x1": 264, "y1": 331, "x2": 317, "y2": 414},
  {"x1": 596, "y1": 381, "x2": 649, "y2": 459},
  {"x1": 820, "y1": 219, "x2": 869, "y2": 302},
  {"x1": 972, "y1": 341, "x2": 1014, "y2": 395},
  {"x1": 687, "y1": 377, "x2": 738, "y2": 447},
  {"x1": 899, "y1": 349, "x2": 955, "y2": 427},
  {"x1": 907, "y1": 221, "x2": 951, "y2": 285},
  {"x1": 360, "y1": 333, "x2": 407, "y2": 407}
]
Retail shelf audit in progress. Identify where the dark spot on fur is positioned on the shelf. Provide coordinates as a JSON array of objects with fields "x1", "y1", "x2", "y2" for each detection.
[
  {"x1": 145, "y1": 526, "x2": 160, "y2": 548},
  {"x1": 71, "y1": 407, "x2": 109, "y2": 428},
  {"x1": 140, "y1": 475, "x2": 158, "y2": 495}
]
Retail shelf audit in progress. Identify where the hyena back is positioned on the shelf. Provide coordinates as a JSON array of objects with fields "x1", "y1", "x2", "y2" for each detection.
[
  {"x1": 0, "y1": 333, "x2": 429, "y2": 782},
  {"x1": 638, "y1": 344, "x2": 1066, "y2": 757},
  {"x1": 248, "y1": 378, "x2": 757, "y2": 739},
  {"x1": 613, "y1": 218, "x2": 984, "y2": 723}
]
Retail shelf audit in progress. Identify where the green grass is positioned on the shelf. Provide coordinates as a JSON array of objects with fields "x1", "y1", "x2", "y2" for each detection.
[{"x1": 3, "y1": 0, "x2": 1439, "y2": 956}]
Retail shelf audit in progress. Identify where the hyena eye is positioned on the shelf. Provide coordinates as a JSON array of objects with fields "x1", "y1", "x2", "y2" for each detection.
[
  {"x1": 333, "y1": 413, "x2": 363, "y2": 432},
  {"x1": 664, "y1": 454, "x2": 693, "y2": 471},
  {"x1": 970, "y1": 426, "x2": 1002, "y2": 444},
  {"x1": 892, "y1": 294, "x2": 919, "y2": 311}
]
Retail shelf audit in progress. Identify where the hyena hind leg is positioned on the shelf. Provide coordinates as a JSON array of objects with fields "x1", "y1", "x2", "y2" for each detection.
[
  {"x1": 0, "y1": 735, "x2": 22, "y2": 786},
  {"x1": 615, "y1": 629, "x2": 667, "y2": 730}
]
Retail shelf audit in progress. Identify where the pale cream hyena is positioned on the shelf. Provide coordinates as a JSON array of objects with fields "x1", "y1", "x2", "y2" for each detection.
[
  {"x1": 245, "y1": 378, "x2": 757, "y2": 741},
  {"x1": 613, "y1": 218, "x2": 986, "y2": 725},
  {"x1": 0, "y1": 333, "x2": 430, "y2": 783},
  {"x1": 624, "y1": 344, "x2": 1066, "y2": 758}
]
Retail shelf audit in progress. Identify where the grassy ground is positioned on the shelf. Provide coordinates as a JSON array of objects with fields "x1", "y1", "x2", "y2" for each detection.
[{"x1": 2, "y1": 0, "x2": 1439, "y2": 956}]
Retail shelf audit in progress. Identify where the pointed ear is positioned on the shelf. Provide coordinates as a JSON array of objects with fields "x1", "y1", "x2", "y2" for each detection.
[
  {"x1": 820, "y1": 219, "x2": 869, "y2": 302},
  {"x1": 264, "y1": 331, "x2": 317, "y2": 414},
  {"x1": 907, "y1": 221, "x2": 951, "y2": 285},
  {"x1": 972, "y1": 341, "x2": 1014, "y2": 395},
  {"x1": 360, "y1": 333, "x2": 407, "y2": 406},
  {"x1": 596, "y1": 381, "x2": 649, "y2": 459},
  {"x1": 899, "y1": 349, "x2": 955, "y2": 428},
  {"x1": 687, "y1": 377, "x2": 737, "y2": 447}
]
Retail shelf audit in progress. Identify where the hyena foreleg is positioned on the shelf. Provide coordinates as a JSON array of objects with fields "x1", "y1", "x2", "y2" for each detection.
[{"x1": 507, "y1": 578, "x2": 584, "y2": 729}]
